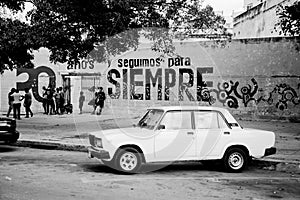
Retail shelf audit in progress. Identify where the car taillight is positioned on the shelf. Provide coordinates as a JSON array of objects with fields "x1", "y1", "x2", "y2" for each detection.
[{"x1": 94, "y1": 138, "x2": 103, "y2": 148}]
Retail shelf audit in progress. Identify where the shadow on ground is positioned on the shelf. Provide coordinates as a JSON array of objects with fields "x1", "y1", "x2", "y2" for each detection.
[
  {"x1": 0, "y1": 144, "x2": 19, "y2": 153},
  {"x1": 81, "y1": 161, "x2": 228, "y2": 175}
]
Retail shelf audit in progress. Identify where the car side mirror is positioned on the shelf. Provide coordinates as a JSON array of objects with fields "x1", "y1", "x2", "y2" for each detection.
[
  {"x1": 229, "y1": 123, "x2": 239, "y2": 128},
  {"x1": 157, "y1": 124, "x2": 165, "y2": 130}
]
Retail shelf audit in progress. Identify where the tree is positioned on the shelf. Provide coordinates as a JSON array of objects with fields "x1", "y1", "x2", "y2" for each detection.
[
  {"x1": 0, "y1": 0, "x2": 225, "y2": 73},
  {"x1": 276, "y1": 1, "x2": 300, "y2": 36}
]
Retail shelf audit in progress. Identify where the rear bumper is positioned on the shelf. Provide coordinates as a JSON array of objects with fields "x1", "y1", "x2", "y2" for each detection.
[
  {"x1": 88, "y1": 146, "x2": 110, "y2": 160},
  {"x1": 264, "y1": 147, "x2": 276, "y2": 157},
  {"x1": 0, "y1": 131, "x2": 19, "y2": 142}
]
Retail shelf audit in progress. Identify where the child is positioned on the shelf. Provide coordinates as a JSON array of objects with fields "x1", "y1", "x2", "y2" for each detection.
[{"x1": 79, "y1": 91, "x2": 85, "y2": 114}]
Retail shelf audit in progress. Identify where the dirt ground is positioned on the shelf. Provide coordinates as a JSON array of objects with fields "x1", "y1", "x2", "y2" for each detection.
[{"x1": 1, "y1": 146, "x2": 299, "y2": 200}]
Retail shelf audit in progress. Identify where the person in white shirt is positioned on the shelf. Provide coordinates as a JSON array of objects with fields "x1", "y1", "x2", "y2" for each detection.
[{"x1": 10, "y1": 89, "x2": 24, "y2": 120}]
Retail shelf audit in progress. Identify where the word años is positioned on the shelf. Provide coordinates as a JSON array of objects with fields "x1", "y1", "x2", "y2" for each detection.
[
  {"x1": 117, "y1": 57, "x2": 191, "y2": 68},
  {"x1": 67, "y1": 59, "x2": 95, "y2": 70}
]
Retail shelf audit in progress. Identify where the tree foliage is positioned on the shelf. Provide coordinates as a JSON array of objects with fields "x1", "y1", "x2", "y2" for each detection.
[
  {"x1": 0, "y1": 0, "x2": 225, "y2": 73},
  {"x1": 276, "y1": 1, "x2": 300, "y2": 36}
]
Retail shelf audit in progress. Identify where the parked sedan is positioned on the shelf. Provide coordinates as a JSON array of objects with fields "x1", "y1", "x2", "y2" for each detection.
[
  {"x1": 0, "y1": 117, "x2": 20, "y2": 144},
  {"x1": 88, "y1": 106, "x2": 276, "y2": 173}
]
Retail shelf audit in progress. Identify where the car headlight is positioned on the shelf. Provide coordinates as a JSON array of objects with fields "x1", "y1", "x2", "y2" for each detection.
[
  {"x1": 0, "y1": 121, "x2": 10, "y2": 127},
  {"x1": 94, "y1": 138, "x2": 103, "y2": 148}
]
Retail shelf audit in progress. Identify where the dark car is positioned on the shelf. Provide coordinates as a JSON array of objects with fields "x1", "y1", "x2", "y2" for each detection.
[{"x1": 0, "y1": 117, "x2": 20, "y2": 144}]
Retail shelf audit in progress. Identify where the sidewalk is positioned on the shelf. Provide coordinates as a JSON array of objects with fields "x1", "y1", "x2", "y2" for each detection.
[
  {"x1": 14, "y1": 108, "x2": 144, "y2": 147},
  {"x1": 2, "y1": 109, "x2": 300, "y2": 172}
]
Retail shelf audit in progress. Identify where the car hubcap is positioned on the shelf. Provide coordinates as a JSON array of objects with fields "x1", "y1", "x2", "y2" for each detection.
[
  {"x1": 120, "y1": 152, "x2": 137, "y2": 171},
  {"x1": 228, "y1": 152, "x2": 244, "y2": 170}
]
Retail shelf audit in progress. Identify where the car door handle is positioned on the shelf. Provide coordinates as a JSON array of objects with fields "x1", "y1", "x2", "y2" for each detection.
[
  {"x1": 187, "y1": 132, "x2": 194, "y2": 135},
  {"x1": 224, "y1": 132, "x2": 230, "y2": 135}
]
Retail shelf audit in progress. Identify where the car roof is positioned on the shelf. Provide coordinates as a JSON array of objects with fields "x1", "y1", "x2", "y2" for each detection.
[
  {"x1": 147, "y1": 106, "x2": 238, "y2": 124},
  {"x1": 148, "y1": 106, "x2": 224, "y2": 111}
]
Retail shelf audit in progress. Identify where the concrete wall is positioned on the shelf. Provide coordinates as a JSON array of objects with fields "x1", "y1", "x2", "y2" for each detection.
[{"x1": 1, "y1": 37, "x2": 299, "y2": 118}]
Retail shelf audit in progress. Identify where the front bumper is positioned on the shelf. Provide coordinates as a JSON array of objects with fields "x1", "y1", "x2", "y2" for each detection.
[
  {"x1": 88, "y1": 146, "x2": 110, "y2": 160},
  {"x1": 264, "y1": 147, "x2": 276, "y2": 157}
]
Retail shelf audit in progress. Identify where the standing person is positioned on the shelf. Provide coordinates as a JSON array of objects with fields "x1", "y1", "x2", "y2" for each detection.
[
  {"x1": 23, "y1": 88, "x2": 33, "y2": 118},
  {"x1": 92, "y1": 87, "x2": 100, "y2": 114},
  {"x1": 42, "y1": 86, "x2": 48, "y2": 114},
  {"x1": 46, "y1": 88, "x2": 55, "y2": 115},
  {"x1": 10, "y1": 89, "x2": 23, "y2": 120},
  {"x1": 6, "y1": 88, "x2": 16, "y2": 117},
  {"x1": 95, "y1": 87, "x2": 106, "y2": 115},
  {"x1": 54, "y1": 88, "x2": 61, "y2": 115},
  {"x1": 59, "y1": 87, "x2": 65, "y2": 114},
  {"x1": 79, "y1": 91, "x2": 85, "y2": 114}
]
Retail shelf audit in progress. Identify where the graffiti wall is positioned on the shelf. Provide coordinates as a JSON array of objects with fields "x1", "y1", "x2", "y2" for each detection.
[
  {"x1": 0, "y1": 37, "x2": 299, "y2": 117},
  {"x1": 104, "y1": 37, "x2": 300, "y2": 117}
]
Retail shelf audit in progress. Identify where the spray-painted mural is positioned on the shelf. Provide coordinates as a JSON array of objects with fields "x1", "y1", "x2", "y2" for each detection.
[
  {"x1": 16, "y1": 66, "x2": 56, "y2": 102},
  {"x1": 257, "y1": 83, "x2": 300, "y2": 111},
  {"x1": 210, "y1": 78, "x2": 300, "y2": 112},
  {"x1": 12, "y1": 64, "x2": 300, "y2": 115}
]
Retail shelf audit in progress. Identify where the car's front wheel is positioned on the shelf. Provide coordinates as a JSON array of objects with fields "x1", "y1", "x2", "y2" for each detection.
[
  {"x1": 114, "y1": 147, "x2": 142, "y2": 174},
  {"x1": 223, "y1": 148, "x2": 248, "y2": 173}
]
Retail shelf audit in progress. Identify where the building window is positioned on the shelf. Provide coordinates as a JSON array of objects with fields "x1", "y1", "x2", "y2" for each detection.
[{"x1": 246, "y1": 3, "x2": 253, "y2": 10}]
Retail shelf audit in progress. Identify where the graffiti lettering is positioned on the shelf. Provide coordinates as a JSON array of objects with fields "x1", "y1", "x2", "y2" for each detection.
[
  {"x1": 107, "y1": 67, "x2": 214, "y2": 102},
  {"x1": 67, "y1": 60, "x2": 94, "y2": 70},
  {"x1": 16, "y1": 66, "x2": 56, "y2": 102},
  {"x1": 168, "y1": 57, "x2": 191, "y2": 67}
]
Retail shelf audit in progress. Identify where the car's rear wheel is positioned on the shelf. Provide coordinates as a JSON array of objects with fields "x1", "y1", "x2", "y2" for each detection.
[
  {"x1": 223, "y1": 148, "x2": 248, "y2": 173},
  {"x1": 114, "y1": 147, "x2": 142, "y2": 174}
]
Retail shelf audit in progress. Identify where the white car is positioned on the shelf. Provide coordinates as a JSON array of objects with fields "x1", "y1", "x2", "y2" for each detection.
[{"x1": 88, "y1": 106, "x2": 276, "y2": 173}]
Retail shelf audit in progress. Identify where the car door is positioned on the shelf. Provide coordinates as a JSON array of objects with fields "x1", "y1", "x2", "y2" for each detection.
[
  {"x1": 154, "y1": 110, "x2": 196, "y2": 162},
  {"x1": 194, "y1": 111, "x2": 231, "y2": 159}
]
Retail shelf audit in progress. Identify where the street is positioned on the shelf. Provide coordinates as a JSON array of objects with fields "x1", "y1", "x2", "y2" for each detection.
[{"x1": 1, "y1": 145, "x2": 299, "y2": 200}]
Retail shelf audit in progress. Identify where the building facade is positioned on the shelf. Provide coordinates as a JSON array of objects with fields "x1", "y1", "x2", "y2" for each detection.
[{"x1": 233, "y1": 0, "x2": 297, "y2": 39}]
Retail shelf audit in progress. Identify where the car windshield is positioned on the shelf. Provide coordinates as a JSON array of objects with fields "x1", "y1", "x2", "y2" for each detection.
[{"x1": 138, "y1": 109, "x2": 164, "y2": 130}]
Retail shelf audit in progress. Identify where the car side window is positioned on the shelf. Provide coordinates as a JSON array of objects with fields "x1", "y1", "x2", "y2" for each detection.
[
  {"x1": 217, "y1": 113, "x2": 229, "y2": 129},
  {"x1": 194, "y1": 111, "x2": 219, "y2": 129},
  {"x1": 159, "y1": 111, "x2": 192, "y2": 130}
]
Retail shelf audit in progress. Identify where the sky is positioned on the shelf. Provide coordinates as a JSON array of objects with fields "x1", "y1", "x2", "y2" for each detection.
[
  {"x1": 204, "y1": 0, "x2": 245, "y2": 16},
  {"x1": 4, "y1": 0, "x2": 246, "y2": 21}
]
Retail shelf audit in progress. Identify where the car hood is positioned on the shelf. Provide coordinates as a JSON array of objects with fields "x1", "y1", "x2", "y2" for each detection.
[{"x1": 90, "y1": 126, "x2": 154, "y2": 140}]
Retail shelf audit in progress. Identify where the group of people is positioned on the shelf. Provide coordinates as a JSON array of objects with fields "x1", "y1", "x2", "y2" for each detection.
[
  {"x1": 7, "y1": 88, "x2": 33, "y2": 120},
  {"x1": 42, "y1": 86, "x2": 69, "y2": 115},
  {"x1": 6, "y1": 86, "x2": 106, "y2": 119}
]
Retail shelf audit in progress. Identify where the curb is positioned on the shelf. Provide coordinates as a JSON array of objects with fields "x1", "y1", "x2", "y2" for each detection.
[
  {"x1": 252, "y1": 159, "x2": 300, "y2": 174},
  {"x1": 12, "y1": 140, "x2": 88, "y2": 152}
]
